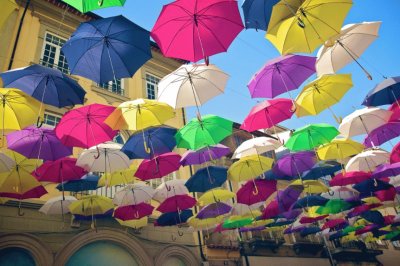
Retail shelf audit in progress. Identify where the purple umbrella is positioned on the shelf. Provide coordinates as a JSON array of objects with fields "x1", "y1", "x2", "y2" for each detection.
[
  {"x1": 273, "y1": 151, "x2": 316, "y2": 179},
  {"x1": 247, "y1": 54, "x2": 316, "y2": 99},
  {"x1": 363, "y1": 122, "x2": 400, "y2": 148},
  {"x1": 372, "y1": 162, "x2": 400, "y2": 179},
  {"x1": 277, "y1": 187, "x2": 302, "y2": 212},
  {"x1": 240, "y1": 226, "x2": 265, "y2": 232},
  {"x1": 180, "y1": 144, "x2": 231, "y2": 166},
  {"x1": 197, "y1": 202, "x2": 232, "y2": 219},
  {"x1": 6, "y1": 126, "x2": 72, "y2": 161}
]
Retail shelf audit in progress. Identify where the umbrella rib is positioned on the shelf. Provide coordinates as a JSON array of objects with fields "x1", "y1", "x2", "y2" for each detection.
[
  {"x1": 197, "y1": 20, "x2": 228, "y2": 51},
  {"x1": 163, "y1": 20, "x2": 194, "y2": 56}
]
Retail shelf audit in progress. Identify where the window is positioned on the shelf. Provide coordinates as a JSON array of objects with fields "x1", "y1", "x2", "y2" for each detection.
[
  {"x1": 149, "y1": 172, "x2": 176, "y2": 189},
  {"x1": 40, "y1": 32, "x2": 69, "y2": 74},
  {"x1": 145, "y1": 73, "x2": 160, "y2": 100},
  {"x1": 113, "y1": 133, "x2": 125, "y2": 144},
  {"x1": 43, "y1": 113, "x2": 61, "y2": 127},
  {"x1": 98, "y1": 79, "x2": 124, "y2": 96}
]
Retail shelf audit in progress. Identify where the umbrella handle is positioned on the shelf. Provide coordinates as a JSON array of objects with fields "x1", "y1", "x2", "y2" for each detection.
[
  {"x1": 166, "y1": 184, "x2": 171, "y2": 191},
  {"x1": 252, "y1": 185, "x2": 259, "y2": 196},
  {"x1": 36, "y1": 117, "x2": 44, "y2": 128},
  {"x1": 18, "y1": 205, "x2": 24, "y2": 216},
  {"x1": 134, "y1": 211, "x2": 139, "y2": 219},
  {"x1": 171, "y1": 234, "x2": 177, "y2": 242},
  {"x1": 94, "y1": 146, "x2": 101, "y2": 159},
  {"x1": 178, "y1": 230, "x2": 184, "y2": 237},
  {"x1": 290, "y1": 103, "x2": 297, "y2": 113},
  {"x1": 328, "y1": 190, "x2": 335, "y2": 196},
  {"x1": 98, "y1": 0, "x2": 103, "y2": 6},
  {"x1": 204, "y1": 234, "x2": 210, "y2": 240},
  {"x1": 204, "y1": 56, "x2": 209, "y2": 66}
]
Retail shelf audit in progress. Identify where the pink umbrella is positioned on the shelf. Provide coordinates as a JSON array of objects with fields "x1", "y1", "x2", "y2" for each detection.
[
  {"x1": 321, "y1": 219, "x2": 347, "y2": 230},
  {"x1": 375, "y1": 187, "x2": 397, "y2": 202},
  {"x1": 156, "y1": 195, "x2": 197, "y2": 213},
  {"x1": 151, "y1": 0, "x2": 244, "y2": 63},
  {"x1": 0, "y1": 185, "x2": 47, "y2": 200},
  {"x1": 355, "y1": 224, "x2": 377, "y2": 235},
  {"x1": 261, "y1": 199, "x2": 280, "y2": 219},
  {"x1": 240, "y1": 99, "x2": 294, "y2": 132},
  {"x1": 236, "y1": 179, "x2": 277, "y2": 205},
  {"x1": 389, "y1": 102, "x2": 400, "y2": 121},
  {"x1": 32, "y1": 158, "x2": 87, "y2": 183},
  {"x1": 55, "y1": 104, "x2": 118, "y2": 148},
  {"x1": 329, "y1": 171, "x2": 372, "y2": 186},
  {"x1": 113, "y1": 203, "x2": 154, "y2": 221},
  {"x1": 390, "y1": 142, "x2": 400, "y2": 163},
  {"x1": 299, "y1": 215, "x2": 328, "y2": 224},
  {"x1": 135, "y1": 152, "x2": 181, "y2": 181}
]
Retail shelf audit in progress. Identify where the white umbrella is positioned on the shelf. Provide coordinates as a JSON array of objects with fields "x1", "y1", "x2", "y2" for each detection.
[
  {"x1": 339, "y1": 107, "x2": 391, "y2": 138},
  {"x1": 232, "y1": 137, "x2": 282, "y2": 159},
  {"x1": 76, "y1": 142, "x2": 131, "y2": 173},
  {"x1": 0, "y1": 152, "x2": 15, "y2": 173},
  {"x1": 39, "y1": 196, "x2": 77, "y2": 215},
  {"x1": 153, "y1": 179, "x2": 189, "y2": 202},
  {"x1": 157, "y1": 64, "x2": 229, "y2": 114},
  {"x1": 389, "y1": 176, "x2": 400, "y2": 187},
  {"x1": 321, "y1": 186, "x2": 359, "y2": 200},
  {"x1": 231, "y1": 202, "x2": 262, "y2": 216},
  {"x1": 113, "y1": 183, "x2": 154, "y2": 206},
  {"x1": 345, "y1": 149, "x2": 390, "y2": 172},
  {"x1": 317, "y1": 21, "x2": 382, "y2": 80}
]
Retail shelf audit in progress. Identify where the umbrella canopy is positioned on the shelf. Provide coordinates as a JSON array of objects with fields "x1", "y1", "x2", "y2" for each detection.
[
  {"x1": 293, "y1": 196, "x2": 329, "y2": 209},
  {"x1": 0, "y1": 185, "x2": 47, "y2": 200},
  {"x1": 135, "y1": 152, "x2": 181, "y2": 181},
  {"x1": 290, "y1": 180, "x2": 329, "y2": 194},
  {"x1": 113, "y1": 183, "x2": 154, "y2": 206},
  {"x1": 62, "y1": 15, "x2": 151, "y2": 84},
  {"x1": 153, "y1": 179, "x2": 189, "y2": 203},
  {"x1": 277, "y1": 187, "x2": 302, "y2": 212},
  {"x1": 39, "y1": 196, "x2": 77, "y2": 215},
  {"x1": 180, "y1": 144, "x2": 230, "y2": 166},
  {"x1": 247, "y1": 54, "x2": 316, "y2": 98},
  {"x1": 69, "y1": 195, "x2": 114, "y2": 216},
  {"x1": 121, "y1": 126, "x2": 177, "y2": 159},
  {"x1": 231, "y1": 203, "x2": 263, "y2": 217},
  {"x1": 228, "y1": 155, "x2": 274, "y2": 182},
  {"x1": 389, "y1": 103, "x2": 400, "y2": 121},
  {"x1": 197, "y1": 202, "x2": 232, "y2": 219},
  {"x1": 266, "y1": 0, "x2": 352, "y2": 54},
  {"x1": 56, "y1": 173, "x2": 99, "y2": 192},
  {"x1": 317, "y1": 138, "x2": 364, "y2": 161},
  {"x1": 317, "y1": 199, "x2": 352, "y2": 215},
  {"x1": 156, "y1": 195, "x2": 197, "y2": 213},
  {"x1": 363, "y1": 76, "x2": 400, "y2": 107},
  {"x1": 242, "y1": 0, "x2": 280, "y2": 31},
  {"x1": 300, "y1": 227, "x2": 321, "y2": 237},
  {"x1": 272, "y1": 151, "x2": 316, "y2": 178},
  {"x1": 189, "y1": 215, "x2": 225, "y2": 230},
  {"x1": 98, "y1": 165, "x2": 138, "y2": 186},
  {"x1": 345, "y1": 149, "x2": 389, "y2": 172},
  {"x1": 117, "y1": 217, "x2": 148, "y2": 229},
  {"x1": 0, "y1": 64, "x2": 85, "y2": 108},
  {"x1": 197, "y1": 188, "x2": 235, "y2": 206},
  {"x1": 321, "y1": 186, "x2": 359, "y2": 200},
  {"x1": 237, "y1": 179, "x2": 277, "y2": 205},
  {"x1": 185, "y1": 166, "x2": 228, "y2": 193},
  {"x1": 363, "y1": 122, "x2": 400, "y2": 148},
  {"x1": 32, "y1": 157, "x2": 86, "y2": 183},
  {"x1": 0, "y1": 152, "x2": 15, "y2": 173},
  {"x1": 361, "y1": 210, "x2": 385, "y2": 225},
  {"x1": 62, "y1": 0, "x2": 126, "y2": 13},
  {"x1": 390, "y1": 142, "x2": 400, "y2": 164},
  {"x1": 232, "y1": 137, "x2": 281, "y2": 159},
  {"x1": 353, "y1": 179, "x2": 393, "y2": 195},
  {"x1": 151, "y1": 0, "x2": 244, "y2": 63},
  {"x1": 113, "y1": 203, "x2": 154, "y2": 221},
  {"x1": 372, "y1": 162, "x2": 400, "y2": 179},
  {"x1": 330, "y1": 171, "x2": 372, "y2": 186},
  {"x1": 285, "y1": 124, "x2": 339, "y2": 151},
  {"x1": 322, "y1": 218, "x2": 348, "y2": 230},
  {"x1": 7, "y1": 126, "x2": 72, "y2": 161},
  {"x1": 156, "y1": 209, "x2": 193, "y2": 226},
  {"x1": 302, "y1": 161, "x2": 341, "y2": 180},
  {"x1": 223, "y1": 216, "x2": 254, "y2": 229}
]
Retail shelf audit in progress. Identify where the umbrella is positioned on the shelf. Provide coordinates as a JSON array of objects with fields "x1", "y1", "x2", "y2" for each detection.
[
  {"x1": 339, "y1": 107, "x2": 391, "y2": 138},
  {"x1": 321, "y1": 186, "x2": 359, "y2": 200},
  {"x1": 272, "y1": 151, "x2": 316, "y2": 179},
  {"x1": 236, "y1": 179, "x2": 277, "y2": 205},
  {"x1": 277, "y1": 187, "x2": 302, "y2": 212},
  {"x1": 197, "y1": 188, "x2": 235, "y2": 206},
  {"x1": 293, "y1": 195, "x2": 329, "y2": 209},
  {"x1": 285, "y1": 124, "x2": 339, "y2": 151},
  {"x1": 330, "y1": 171, "x2": 372, "y2": 186},
  {"x1": 345, "y1": 149, "x2": 389, "y2": 172},
  {"x1": 32, "y1": 157, "x2": 86, "y2": 183},
  {"x1": 113, "y1": 183, "x2": 154, "y2": 206},
  {"x1": 180, "y1": 144, "x2": 230, "y2": 166},
  {"x1": 300, "y1": 227, "x2": 321, "y2": 237},
  {"x1": 372, "y1": 162, "x2": 400, "y2": 179},
  {"x1": 295, "y1": 74, "x2": 353, "y2": 122},
  {"x1": 240, "y1": 99, "x2": 294, "y2": 132},
  {"x1": 1, "y1": 0, "x2": 17, "y2": 30},
  {"x1": 197, "y1": 202, "x2": 232, "y2": 219},
  {"x1": 231, "y1": 203, "x2": 263, "y2": 217},
  {"x1": 353, "y1": 179, "x2": 393, "y2": 195},
  {"x1": 153, "y1": 179, "x2": 189, "y2": 203},
  {"x1": 322, "y1": 219, "x2": 349, "y2": 230},
  {"x1": 156, "y1": 195, "x2": 197, "y2": 213},
  {"x1": 223, "y1": 216, "x2": 254, "y2": 229},
  {"x1": 232, "y1": 137, "x2": 281, "y2": 160},
  {"x1": 389, "y1": 103, "x2": 400, "y2": 121},
  {"x1": 375, "y1": 187, "x2": 397, "y2": 202},
  {"x1": 228, "y1": 155, "x2": 274, "y2": 182},
  {"x1": 290, "y1": 180, "x2": 329, "y2": 194},
  {"x1": 62, "y1": 15, "x2": 151, "y2": 83},
  {"x1": 242, "y1": 0, "x2": 280, "y2": 31},
  {"x1": 317, "y1": 139, "x2": 364, "y2": 161},
  {"x1": 247, "y1": 54, "x2": 316, "y2": 98},
  {"x1": 134, "y1": 152, "x2": 181, "y2": 181},
  {"x1": 175, "y1": 115, "x2": 233, "y2": 150},
  {"x1": 151, "y1": 0, "x2": 244, "y2": 63},
  {"x1": 69, "y1": 195, "x2": 114, "y2": 227},
  {"x1": 361, "y1": 210, "x2": 385, "y2": 225},
  {"x1": 76, "y1": 142, "x2": 131, "y2": 173},
  {"x1": 317, "y1": 22, "x2": 381, "y2": 79},
  {"x1": 189, "y1": 215, "x2": 225, "y2": 230},
  {"x1": 0, "y1": 152, "x2": 15, "y2": 173},
  {"x1": 113, "y1": 203, "x2": 154, "y2": 221},
  {"x1": 390, "y1": 142, "x2": 400, "y2": 163},
  {"x1": 185, "y1": 166, "x2": 228, "y2": 193},
  {"x1": 121, "y1": 126, "x2": 177, "y2": 159},
  {"x1": 55, "y1": 104, "x2": 117, "y2": 149},
  {"x1": 266, "y1": 0, "x2": 352, "y2": 54},
  {"x1": 62, "y1": 0, "x2": 126, "y2": 13},
  {"x1": 6, "y1": 126, "x2": 72, "y2": 161},
  {"x1": 98, "y1": 165, "x2": 138, "y2": 186},
  {"x1": 302, "y1": 161, "x2": 341, "y2": 180},
  {"x1": 117, "y1": 217, "x2": 148, "y2": 229},
  {"x1": 156, "y1": 209, "x2": 193, "y2": 227},
  {"x1": 39, "y1": 196, "x2": 77, "y2": 215},
  {"x1": 317, "y1": 199, "x2": 353, "y2": 215},
  {"x1": 363, "y1": 122, "x2": 400, "y2": 148},
  {"x1": 105, "y1": 99, "x2": 175, "y2": 131},
  {"x1": 56, "y1": 173, "x2": 99, "y2": 192}
]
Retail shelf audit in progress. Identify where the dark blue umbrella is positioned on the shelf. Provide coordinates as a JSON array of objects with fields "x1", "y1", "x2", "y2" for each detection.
[
  {"x1": 361, "y1": 210, "x2": 385, "y2": 225},
  {"x1": 362, "y1": 76, "x2": 400, "y2": 106},
  {"x1": 264, "y1": 169, "x2": 294, "y2": 180},
  {"x1": 0, "y1": 64, "x2": 86, "y2": 108},
  {"x1": 300, "y1": 227, "x2": 321, "y2": 237},
  {"x1": 266, "y1": 220, "x2": 294, "y2": 227},
  {"x1": 121, "y1": 126, "x2": 177, "y2": 159},
  {"x1": 61, "y1": 15, "x2": 152, "y2": 84},
  {"x1": 353, "y1": 179, "x2": 393, "y2": 195},
  {"x1": 293, "y1": 195, "x2": 329, "y2": 209},
  {"x1": 73, "y1": 209, "x2": 113, "y2": 221},
  {"x1": 329, "y1": 231, "x2": 347, "y2": 240},
  {"x1": 56, "y1": 173, "x2": 99, "y2": 192},
  {"x1": 155, "y1": 209, "x2": 193, "y2": 226},
  {"x1": 242, "y1": 0, "x2": 279, "y2": 31},
  {"x1": 185, "y1": 166, "x2": 228, "y2": 192},
  {"x1": 302, "y1": 161, "x2": 342, "y2": 180}
]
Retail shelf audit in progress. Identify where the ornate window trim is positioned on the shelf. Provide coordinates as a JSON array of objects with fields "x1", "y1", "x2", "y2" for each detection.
[{"x1": 154, "y1": 244, "x2": 199, "y2": 266}]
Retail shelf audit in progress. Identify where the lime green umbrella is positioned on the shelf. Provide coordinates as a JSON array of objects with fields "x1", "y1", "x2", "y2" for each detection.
[
  {"x1": 384, "y1": 231, "x2": 400, "y2": 240},
  {"x1": 62, "y1": 0, "x2": 126, "y2": 13},
  {"x1": 342, "y1": 225, "x2": 363, "y2": 234},
  {"x1": 222, "y1": 217, "x2": 254, "y2": 229},
  {"x1": 316, "y1": 199, "x2": 352, "y2": 215},
  {"x1": 175, "y1": 115, "x2": 233, "y2": 150},
  {"x1": 285, "y1": 123, "x2": 339, "y2": 151}
]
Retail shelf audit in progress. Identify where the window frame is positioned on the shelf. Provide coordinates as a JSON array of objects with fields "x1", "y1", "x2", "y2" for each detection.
[
  {"x1": 39, "y1": 32, "x2": 69, "y2": 74},
  {"x1": 43, "y1": 112, "x2": 62, "y2": 128},
  {"x1": 97, "y1": 78, "x2": 125, "y2": 96},
  {"x1": 145, "y1": 73, "x2": 161, "y2": 100}
]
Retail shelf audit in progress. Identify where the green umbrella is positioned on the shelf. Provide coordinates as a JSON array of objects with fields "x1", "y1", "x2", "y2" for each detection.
[
  {"x1": 175, "y1": 115, "x2": 233, "y2": 150},
  {"x1": 62, "y1": 0, "x2": 126, "y2": 13},
  {"x1": 384, "y1": 231, "x2": 400, "y2": 240},
  {"x1": 316, "y1": 199, "x2": 352, "y2": 215},
  {"x1": 222, "y1": 217, "x2": 253, "y2": 229},
  {"x1": 285, "y1": 123, "x2": 339, "y2": 151},
  {"x1": 342, "y1": 225, "x2": 363, "y2": 234}
]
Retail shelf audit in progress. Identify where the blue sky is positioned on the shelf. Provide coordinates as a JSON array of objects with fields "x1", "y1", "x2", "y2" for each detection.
[{"x1": 96, "y1": 0, "x2": 400, "y2": 135}]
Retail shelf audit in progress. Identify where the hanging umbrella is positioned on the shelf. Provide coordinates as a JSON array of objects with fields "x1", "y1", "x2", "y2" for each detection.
[
  {"x1": 180, "y1": 144, "x2": 230, "y2": 166},
  {"x1": 62, "y1": 15, "x2": 151, "y2": 83},
  {"x1": 339, "y1": 107, "x2": 391, "y2": 138},
  {"x1": 247, "y1": 54, "x2": 316, "y2": 98},
  {"x1": 62, "y1": 0, "x2": 126, "y2": 13},
  {"x1": 189, "y1": 215, "x2": 225, "y2": 230},
  {"x1": 272, "y1": 151, "x2": 316, "y2": 179},
  {"x1": 134, "y1": 152, "x2": 181, "y2": 181},
  {"x1": 295, "y1": 74, "x2": 353, "y2": 122},
  {"x1": 156, "y1": 195, "x2": 197, "y2": 213},
  {"x1": 39, "y1": 196, "x2": 77, "y2": 215},
  {"x1": 330, "y1": 171, "x2": 372, "y2": 186},
  {"x1": 363, "y1": 122, "x2": 400, "y2": 148},
  {"x1": 56, "y1": 173, "x2": 99, "y2": 192},
  {"x1": 232, "y1": 137, "x2": 281, "y2": 160},
  {"x1": 353, "y1": 179, "x2": 393, "y2": 195},
  {"x1": 0, "y1": 152, "x2": 15, "y2": 173},
  {"x1": 374, "y1": 187, "x2": 397, "y2": 202},
  {"x1": 113, "y1": 183, "x2": 154, "y2": 206},
  {"x1": 242, "y1": 0, "x2": 280, "y2": 31},
  {"x1": 121, "y1": 126, "x2": 177, "y2": 160},
  {"x1": 228, "y1": 155, "x2": 274, "y2": 182},
  {"x1": 237, "y1": 179, "x2": 277, "y2": 205},
  {"x1": 345, "y1": 149, "x2": 389, "y2": 172},
  {"x1": 241, "y1": 99, "x2": 294, "y2": 132},
  {"x1": 69, "y1": 195, "x2": 114, "y2": 227},
  {"x1": 0, "y1": 0, "x2": 17, "y2": 30},
  {"x1": 390, "y1": 142, "x2": 400, "y2": 164},
  {"x1": 117, "y1": 217, "x2": 148, "y2": 229},
  {"x1": 223, "y1": 216, "x2": 254, "y2": 229},
  {"x1": 293, "y1": 196, "x2": 329, "y2": 209},
  {"x1": 266, "y1": 0, "x2": 352, "y2": 54},
  {"x1": 372, "y1": 162, "x2": 400, "y2": 179},
  {"x1": 113, "y1": 203, "x2": 154, "y2": 221},
  {"x1": 197, "y1": 188, "x2": 235, "y2": 206},
  {"x1": 156, "y1": 209, "x2": 193, "y2": 227},
  {"x1": 32, "y1": 157, "x2": 86, "y2": 183},
  {"x1": 185, "y1": 166, "x2": 227, "y2": 193},
  {"x1": 389, "y1": 103, "x2": 400, "y2": 121},
  {"x1": 317, "y1": 200, "x2": 352, "y2": 215},
  {"x1": 153, "y1": 179, "x2": 189, "y2": 203},
  {"x1": 300, "y1": 227, "x2": 321, "y2": 237},
  {"x1": 347, "y1": 203, "x2": 381, "y2": 218},
  {"x1": 290, "y1": 180, "x2": 329, "y2": 194},
  {"x1": 231, "y1": 203, "x2": 263, "y2": 217},
  {"x1": 302, "y1": 161, "x2": 341, "y2": 180},
  {"x1": 317, "y1": 22, "x2": 381, "y2": 79},
  {"x1": 151, "y1": 0, "x2": 244, "y2": 63},
  {"x1": 321, "y1": 186, "x2": 359, "y2": 200},
  {"x1": 55, "y1": 104, "x2": 117, "y2": 149},
  {"x1": 6, "y1": 126, "x2": 72, "y2": 161},
  {"x1": 197, "y1": 202, "x2": 232, "y2": 219},
  {"x1": 277, "y1": 187, "x2": 302, "y2": 212},
  {"x1": 98, "y1": 165, "x2": 138, "y2": 186},
  {"x1": 0, "y1": 185, "x2": 47, "y2": 202},
  {"x1": 317, "y1": 138, "x2": 364, "y2": 161}
]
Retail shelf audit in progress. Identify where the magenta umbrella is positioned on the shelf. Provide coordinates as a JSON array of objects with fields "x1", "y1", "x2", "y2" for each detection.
[
  {"x1": 156, "y1": 195, "x2": 197, "y2": 213},
  {"x1": 237, "y1": 179, "x2": 277, "y2": 205},
  {"x1": 32, "y1": 157, "x2": 87, "y2": 183},
  {"x1": 113, "y1": 203, "x2": 154, "y2": 221},
  {"x1": 135, "y1": 152, "x2": 181, "y2": 181},
  {"x1": 151, "y1": 0, "x2": 244, "y2": 63},
  {"x1": 240, "y1": 98, "x2": 294, "y2": 132},
  {"x1": 55, "y1": 104, "x2": 118, "y2": 148},
  {"x1": 180, "y1": 144, "x2": 231, "y2": 166},
  {"x1": 363, "y1": 122, "x2": 400, "y2": 148}
]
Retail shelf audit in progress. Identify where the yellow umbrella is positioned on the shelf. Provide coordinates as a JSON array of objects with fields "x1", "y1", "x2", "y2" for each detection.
[
  {"x1": 362, "y1": 197, "x2": 381, "y2": 205},
  {"x1": 228, "y1": 155, "x2": 273, "y2": 182},
  {"x1": 341, "y1": 232, "x2": 357, "y2": 242},
  {"x1": 317, "y1": 138, "x2": 364, "y2": 161},
  {"x1": 290, "y1": 179, "x2": 329, "y2": 194},
  {"x1": 306, "y1": 206, "x2": 321, "y2": 218},
  {"x1": 295, "y1": 74, "x2": 353, "y2": 122},
  {"x1": 0, "y1": 0, "x2": 18, "y2": 30},
  {"x1": 244, "y1": 219, "x2": 274, "y2": 229},
  {"x1": 263, "y1": 226, "x2": 285, "y2": 233},
  {"x1": 266, "y1": 0, "x2": 353, "y2": 54},
  {"x1": 69, "y1": 195, "x2": 114, "y2": 216},
  {"x1": 105, "y1": 98, "x2": 175, "y2": 131},
  {"x1": 98, "y1": 165, "x2": 139, "y2": 187},
  {"x1": 116, "y1": 217, "x2": 148, "y2": 229},
  {"x1": 188, "y1": 215, "x2": 225, "y2": 229},
  {"x1": 197, "y1": 188, "x2": 235, "y2": 206}
]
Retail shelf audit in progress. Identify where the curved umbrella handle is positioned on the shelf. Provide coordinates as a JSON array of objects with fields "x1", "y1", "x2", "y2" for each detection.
[
  {"x1": 143, "y1": 140, "x2": 151, "y2": 154},
  {"x1": 374, "y1": 179, "x2": 378, "y2": 187},
  {"x1": 204, "y1": 56, "x2": 210, "y2": 66},
  {"x1": 252, "y1": 184, "x2": 259, "y2": 196},
  {"x1": 36, "y1": 117, "x2": 44, "y2": 128},
  {"x1": 134, "y1": 211, "x2": 139, "y2": 219},
  {"x1": 18, "y1": 206, "x2": 24, "y2": 216},
  {"x1": 328, "y1": 190, "x2": 335, "y2": 196},
  {"x1": 166, "y1": 184, "x2": 171, "y2": 192},
  {"x1": 94, "y1": 146, "x2": 101, "y2": 159},
  {"x1": 178, "y1": 230, "x2": 184, "y2": 237},
  {"x1": 290, "y1": 103, "x2": 297, "y2": 113},
  {"x1": 98, "y1": 0, "x2": 103, "y2": 6},
  {"x1": 171, "y1": 234, "x2": 177, "y2": 241}
]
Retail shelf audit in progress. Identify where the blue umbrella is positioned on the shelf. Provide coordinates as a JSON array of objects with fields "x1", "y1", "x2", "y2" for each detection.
[
  {"x1": 56, "y1": 173, "x2": 99, "y2": 192},
  {"x1": 329, "y1": 231, "x2": 347, "y2": 240},
  {"x1": 362, "y1": 76, "x2": 400, "y2": 106},
  {"x1": 156, "y1": 209, "x2": 193, "y2": 226},
  {"x1": 73, "y1": 209, "x2": 113, "y2": 221},
  {"x1": 300, "y1": 227, "x2": 321, "y2": 237},
  {"x1": 353, "y1": 179, "x2": 393, "y2": 195},
  {"x1": 361, "y1": 210, "x2": 385, "y2": 225},
  {"x1": 302, "y1": 161, "x2": 342, "y2": 180},
  {"x1": 121, "y1": 126, "x2": 177, "y2": 159},
  {"x1": 61, "y1": 15, "x2": 152, "y2": 84},
  {"x1": 293, "y1": 195, "x2": 329, "y2": 209},
  {"x1": 242, "y1": 0, "x2": 279, "y2": 31},
  {"x1": 185, "y1": 166, "x2": 228, "y2": 193},
  {"x1": 264, "y1": 169, "x2": 294, "y2": 181},
  {"x1": 266, "y1": 220, "x2": 294, "y2": 227},
  {"x1": 0, "y1": 64, "x2": 86, "y2": 108}
]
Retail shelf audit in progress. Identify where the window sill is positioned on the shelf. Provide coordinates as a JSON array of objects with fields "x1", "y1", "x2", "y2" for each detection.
[{"x1": 91, "y1": 85, "x2": 130, "y2": 103}]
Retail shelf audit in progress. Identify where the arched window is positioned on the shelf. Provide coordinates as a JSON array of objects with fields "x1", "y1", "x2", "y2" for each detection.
[{"x1": 0, "y1": 247, "x2": 35, "y2": 266}]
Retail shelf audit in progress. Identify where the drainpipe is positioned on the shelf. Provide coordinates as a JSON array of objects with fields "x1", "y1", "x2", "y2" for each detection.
[{"x1": 8, "y1": 0, "x2": 31, "y2": 70}]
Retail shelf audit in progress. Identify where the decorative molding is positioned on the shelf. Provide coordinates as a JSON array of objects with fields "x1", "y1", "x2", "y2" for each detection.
[{"x1": 154, "y1": 244, "x2": 200, "y2": 266}]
